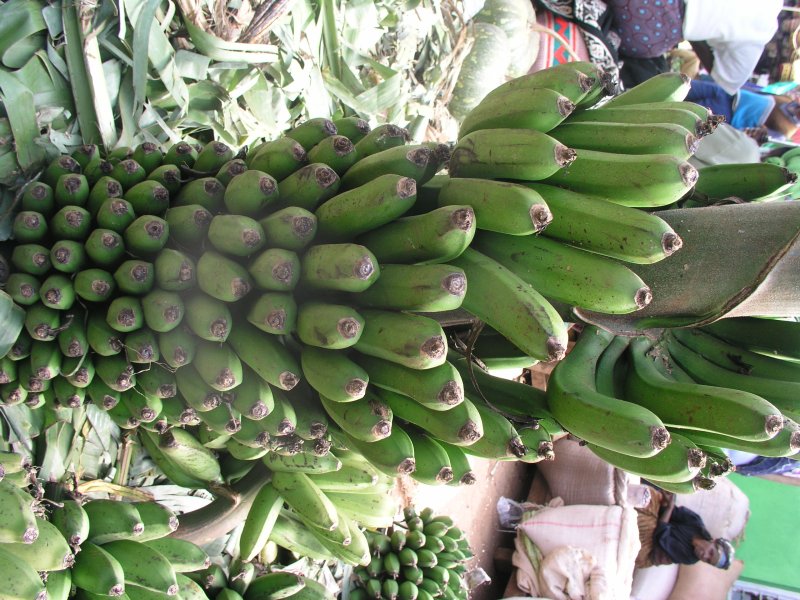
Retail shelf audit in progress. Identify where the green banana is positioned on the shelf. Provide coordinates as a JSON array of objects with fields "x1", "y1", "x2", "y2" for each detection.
[
  {"x1": 300, "y1": 346, "x2": 369, "y2": 403},
  {"x1": 50, "y1": 205, "x2": 92, "y2": 240},
  {"x1": 158, "y1": 427, "x2": 223, "y2": 484},
  {"x1": 274, "y1": 163, "x2": 340, "y2": 212},
  {"x1": 691, "y1": 162, "x2": 796, "y2": 204},
  {"x1": 75, "y1": 268, "x2": 116, "y2": 303},
  {"x1": 192, "y1": 340, "x2": 243, "y2": 391},
  {"x1": 101, "y1": 539, "x2": 179, "y2": 596},
  {"x1": 270, "y1": 470, "x2": 339, "y2": 532},
  {"x1": 258, "y1": 206, "x2": 318, "y2": 251},
  {"x1": 542, "y1": 150, "x2": 698, "y2": 208},
  {"x1": 194, "y1": 140, "x2": 235, "y2": 173},
  {"x1": 333, "y1": 116, "x2": 371, "y2": 142},
  {"x1": 670, "y1": 327, "x2": 800, "y2": 382},
  {"x1": 355, "y1": 354, "x2": 463, "y2": 410},
  {"x1": 164, "y1": 204, "x2": 213, "y2": 248},
  {"x1": 82, "y1": 226, "x2": 125, "y2": 268},
  {"x1": 71, "y1": 541, "x2": 126, "y2": 596},
  {"x1": 602, "y1": 71, "x2": 690, "y2": 107},
  {"x1": 197, "y1": 250, "x2": 254, "y2": 303},
  {"x1": 448, "y1": 128, "x2": 576, "y2": 180},
  {"x1": 12, "y1": 243, "x2": 51, "y2": 276},
  {"x1": 595, "y1": 334, "x2": 631, "y2": 398},
  {"x1": 625, "y1": 336, "x2": 784, "y2": 441},
  {"x1": 227, "y1": 320, "x2": 301, "y2": 390},
  {"x1": 324, "y1": 488, "x2": 400, "y2": 529},
  {"x1": 320, "y1": 391, "x2": 392, "y2": 442},
  {"x1": 243, "y1": 572, "x2": 307, "y2": 600},
  {"x1": 49, "y1": 498, "x2": 90, "y2": 547},
  {"x1": 449, "y1": 352, "x2": 550, "y2": 418},
  {"x1": 315, "y1": 174, "x2": 417, "y2": 241},
  {"x1": 21, "y1": 181, "x2": 55, "y2": 216},
  {"x1": 296, "y1": 301, "x2": 364, "y2": 349},
  {"x1": 406, "y1": 427, "x2": 454, "y2": 485},
  {"x1": 525, "y1": 183, "x2": 682, "y2": 264},
  {"x1": 665, "y1": 333, "x2": 800, "y2": 423},
  {"x1": 461, "y1": 399, "x2": 526, "y2": 460},
  {"x1": 546, "y1": 326, "x2": 670, "y2": 457},
  {"x1": 12, "y1": 211, "x2": 48, "y2": 243},
  {"x1": 474, "y1": 230, "x2": 652, "y2": 314},
  {"x1": 239, "y1": 481, "x2": 283, "y2": 562},
  {"x1": 230, "y1": 364, "x2": 275, "y2": 420},
  {"x1": 376, "y1": 387, "x2": 483, "y2": 446},
  {"x1": 113, "y1": 260, "x2": 154, "y2": 296},
  {"x1": 183, "y1": 293, "x2": 231, "y2": 342},
  {"x1": 700, "y1": 316, "x2": 800, "y2": 360},
  {"x1": 263, "y1": 450, "x2": 341, "y2": 473},
  {"x1": 123, "y1": 180, "x2": 169, "y2": 215},
  {"x1": 341, "y1": 144, "x2": 447, "y2": 189},
  {"x1": 338, "y1": 428, "x2": 416, "y2": 477},
  {"x1": 356, "y1": 205, "x2": 476, "y2": 265},
  {"x1": 132, "y1": 501, "x2": 179, "y2": 542},
  {"x1": 679, "y1": 419, "x2": 800, "y2": 458},
  {"x1": 269, "y1": 509, "x2": 334, "y2": 561},
  {"x1": 565, "y1": 104, "x2": 707, "y2": 136},
  {"x1": 173, "y1": 177, "x2": 226, "y2": 213},
  {"x1": 84, "y1": 499, "x2": 144, "y2": 544},
  {"x1": 286, "y1": 117, "x2": 338, "y2": 150},
  {"x1": 438, "y1": 441, "x2": 477, "y2": 485},
  {"x1": 299, "y1": 243, "x2": 379, "y2": 292},
  {"x1": 248, "y1": 247, "x2": 301, "y2": 292},
  {"x1": 436, "y1": 178, "x2": 552, "y2": 235},
  {"x1": 6, "y1": 273, "x2": 41, "y2": 306},
  {"x1": 208, "y1": 215, "x2": 266, "y2": 258},
  {"x1": 481, "y1": 61, "x2": 607, "y2": 105},
  {"x1": 550, "y1": 121, "x2": 698, "y2": 159},
  {"x1": 44, "y1": 568, "x2": 72, "y2": 600},
  {"x1": 354, "y1": 309, "x2": 447, "y2": 370},
  {"x1": 223, "y1": 169, "x2": 279, "y2": 215},
  {"x1": 310, "y1": 459, "x2": 383, "y2": 491},
  {"x1": 450, "y1": 247, "x2": 568, "y2": 362},
  {"x1": 458, "y1": 87, "x2": 575, "y2": 138},
  {"x1": 354, "y1": 123, "x2": 409, "y2": 158},
  {"x1": 3, "y1": 516, "x2": 74, "y2": 571},
  {"x1": 588, "y1": 430, "x2": 705, "y2": 483},
  {"x1": 50, "y1": 240, "x2": 87, "y2": 273},
  {"x1": 247, "y1": 136, "x2": 308, "y2": 181},
  {"x1": 154, "y1": 249, "x2": 196, "y2": 292},
  {"x1": 247, "y1": 292, "x2": 297, "y2": 336},
  {"x1": 0, "y1": 543, "x2": 47, "y2": 600},
  {"x1": 306, "y1": 135, "x2": 359, "y2": 175},
  {"x1": 163, "y1": 141, "x2": 198, "y2": 169},
  {"x1": 0, "y1": 478, "x2": 38, "y2": 543}
]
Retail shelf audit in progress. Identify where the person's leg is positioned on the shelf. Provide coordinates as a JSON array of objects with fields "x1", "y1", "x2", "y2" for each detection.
[{"x1": 607, "y1": 0, "x2": 684, "y2": 58}]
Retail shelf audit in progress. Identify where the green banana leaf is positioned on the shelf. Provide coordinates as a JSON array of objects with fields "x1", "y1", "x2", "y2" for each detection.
[
  {"x1": 0, "y1": 289, "x2": 25, "y2": 357},
  {"x1": 575, "y1": 202, "x2": 800, "y2": 335}
]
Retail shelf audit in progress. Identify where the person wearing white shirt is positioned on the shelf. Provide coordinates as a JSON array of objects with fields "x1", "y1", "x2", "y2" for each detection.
[{"x1": 608, "y1": 0, "x2": 784, "y2": 93}]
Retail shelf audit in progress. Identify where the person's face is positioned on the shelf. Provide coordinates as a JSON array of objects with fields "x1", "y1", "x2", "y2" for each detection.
[{"x1": 692, "y1": 538, "x2": 721, "y2": 566}]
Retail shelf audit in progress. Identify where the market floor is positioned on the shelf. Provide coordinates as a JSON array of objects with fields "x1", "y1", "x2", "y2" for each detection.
[{"x1": 399, "y1": 457, "x2": 534, "y2": 600}]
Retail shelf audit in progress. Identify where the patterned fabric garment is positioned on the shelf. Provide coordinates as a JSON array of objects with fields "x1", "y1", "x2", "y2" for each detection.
[
  {"x1": 608, "y1": 0, "x2": 685, "y2": 58},
  {"x1": 536, "y1": 0, "x2": 623, "y2": 89}
]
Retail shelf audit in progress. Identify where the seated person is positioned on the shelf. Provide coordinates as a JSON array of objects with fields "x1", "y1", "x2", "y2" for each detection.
[
  {"x1": 686, "y1": 78, "x2": 800, "y2": 141},
  {"x1": 635, "y1": 486, "x2": 735, "y2": 570}
]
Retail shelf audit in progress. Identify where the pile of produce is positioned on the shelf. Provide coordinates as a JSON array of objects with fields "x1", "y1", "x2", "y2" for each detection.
[
  {"x1": 349, "y1": 506, "x2": 474, "y2": 600},
  {"x1": 0, "y1": 57, "x2": 799, "y2": 598}
]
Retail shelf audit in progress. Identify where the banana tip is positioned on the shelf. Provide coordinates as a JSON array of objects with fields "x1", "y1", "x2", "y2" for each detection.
[
  {"x1": 398, "y1": 458, "x2": 416, "y2": 475},
  {"x1": 651, "y1": 426, "x2": 671, "y2": 451},
  {"x1": 546, "y1": 337, "x2": 567, "y2": 362},
  {"x1": 688, "y1": 448, "x2": 707, "y2": 469},
  {"x1": 635, "y1": 286, "x2": 653, "y2": 309},
  {"x1": 662, "y1": 232, "x2": 683, "y2": 255},
  {"x1": 460, "y1": 472, "x2": 478, "y2": 485}
]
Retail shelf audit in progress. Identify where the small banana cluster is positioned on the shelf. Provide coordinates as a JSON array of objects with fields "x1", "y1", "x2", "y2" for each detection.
[
  {"x1": 237, "y1": 447, "x2": 400, "y2": 570},
  {"x1": 545, "y1": 322, "x2": 800, "y2": 493},
  {"x1": 348, "y1": 506, "x2": 473, "y2": 600},
  {"x1": 0, "y1": 482, "x2": 216, "y2": 600}
]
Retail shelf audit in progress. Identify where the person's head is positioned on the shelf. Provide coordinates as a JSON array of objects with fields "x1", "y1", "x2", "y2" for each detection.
[{"x1": 692, "y1": 536, "x2": 735, "y2": 569}]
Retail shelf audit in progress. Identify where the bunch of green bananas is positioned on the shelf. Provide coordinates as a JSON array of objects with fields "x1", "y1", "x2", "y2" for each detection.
[
  {"x1": 0, "y1": 483, "x2": 218, "y2": 600},
  {"x1": 544, "y1": 322, "x2": 799, "y2": 494},
  {"x1": 235, "y1": 445, "x2": 400, "y2": 570},
  {"x1": 348, "y1": 506, "x2": 473, "y2": 600}
]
